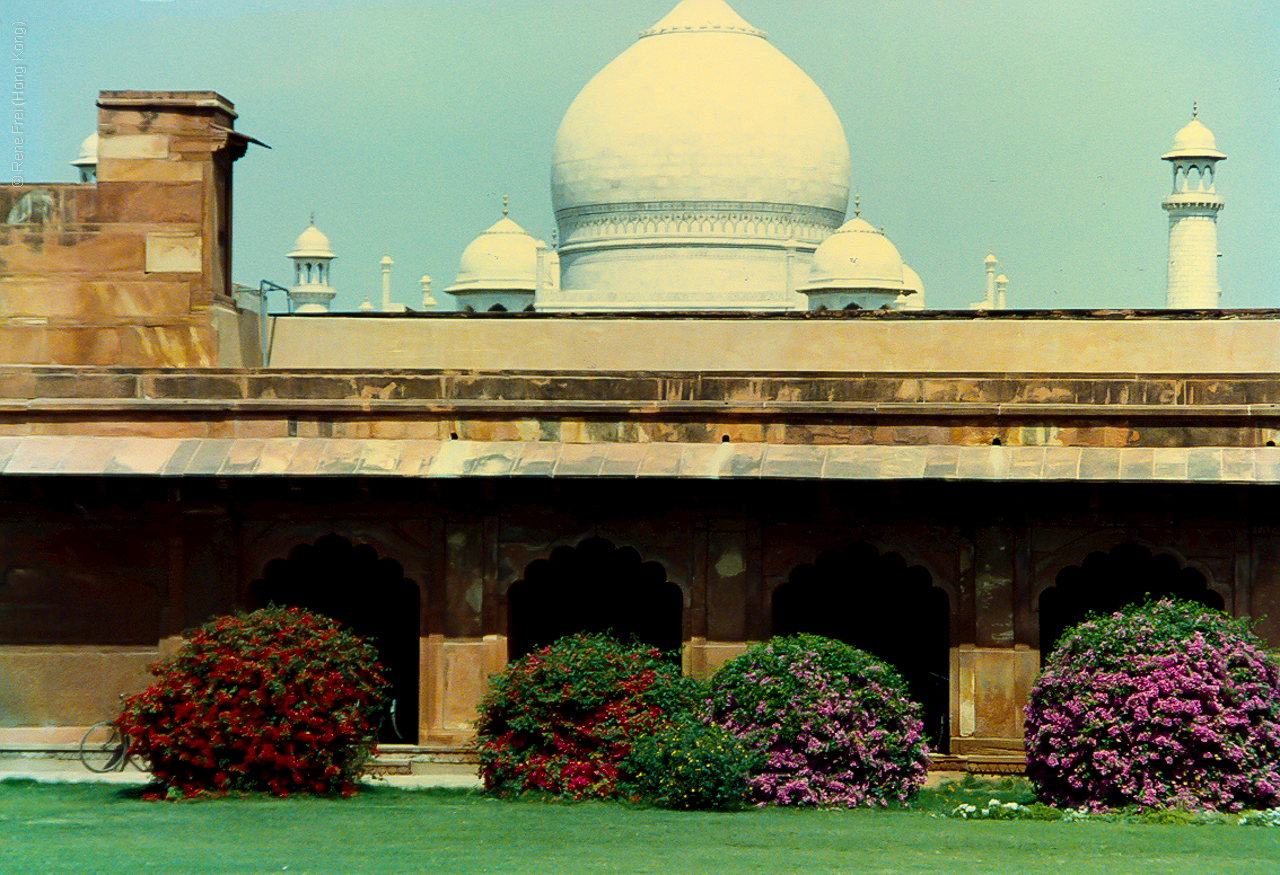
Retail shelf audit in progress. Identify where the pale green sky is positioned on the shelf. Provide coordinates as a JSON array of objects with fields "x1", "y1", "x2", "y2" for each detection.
[{"x1": 14, "y1": 0, "x2": 1280, "y2": 311}]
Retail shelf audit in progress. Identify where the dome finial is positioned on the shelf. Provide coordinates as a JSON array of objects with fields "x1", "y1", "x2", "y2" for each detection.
[
  {"x1": 1192, "y1": 101, "x2": 1198, "y2": 119},
  {"x1": 309, "y1": 210, "x2": 315, "y2": 227},
  {"x1": 639, "y1": 0, "x2": 767, "y2": 40},
  {"x1": 502, "y1": 194, "x2": 509, "y2": 217},
  {"x1": 853, "y1": 194, "x2": 860, "y2": 218}
]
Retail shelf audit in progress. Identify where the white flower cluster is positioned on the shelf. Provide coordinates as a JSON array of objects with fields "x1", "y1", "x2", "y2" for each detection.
[
  {"x1": 1237, "y1": 809, "x2": 1280, "y2": 827},
  {"x1": 950, "y1": 799, "x2": 1028, "y2": 820},
  {"x1": 949, "y1": 800, "x2": 1280, "y2": 826}
]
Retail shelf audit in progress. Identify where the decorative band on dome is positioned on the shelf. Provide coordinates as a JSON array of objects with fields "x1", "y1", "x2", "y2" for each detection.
[{"x1": 638, "y1": 22, "x2": 766, "y2": 38}]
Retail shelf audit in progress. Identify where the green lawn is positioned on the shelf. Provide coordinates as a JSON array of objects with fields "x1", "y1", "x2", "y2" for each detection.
[{"x1": 1, "y1": 778, "x2": 1276, "y2": 875}]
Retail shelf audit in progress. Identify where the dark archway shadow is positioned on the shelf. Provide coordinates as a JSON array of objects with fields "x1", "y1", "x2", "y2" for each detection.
[
  {"x1": 250, "y1": 533, "x2": 420, "y2": 743},
  {"x1": 1039, "y1": 540, "x2": 1223, "y2": 657},
  {"x1": 508, "y1": 536, "x2": 683, "y2": 660},
  {"x1": 773, "y1": 543, "x2": 950, "y2": 753}
]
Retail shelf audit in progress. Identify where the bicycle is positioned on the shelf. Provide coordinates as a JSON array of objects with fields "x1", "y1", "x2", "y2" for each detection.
[{"x1": 78, "y1": 720, "x2": 145, "y2": 773}]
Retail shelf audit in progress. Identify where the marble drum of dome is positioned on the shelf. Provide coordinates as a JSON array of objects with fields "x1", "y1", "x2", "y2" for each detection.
[{"x1": 544, "y1": 0, "x2": 851, "y2": 312}]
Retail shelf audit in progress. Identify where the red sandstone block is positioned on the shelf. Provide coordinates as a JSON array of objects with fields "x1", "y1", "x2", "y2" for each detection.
[{"x1": 95, "y1": 182, "x2": 204, "y2": 224}]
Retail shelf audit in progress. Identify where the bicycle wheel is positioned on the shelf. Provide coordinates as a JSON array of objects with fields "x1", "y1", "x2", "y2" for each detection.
[
  {"x1": 123, "y1": 742, "x2": 150, "y2": 774},
  {"x1": 79, "y1": 721, "x2": 126, "y2": 773}
]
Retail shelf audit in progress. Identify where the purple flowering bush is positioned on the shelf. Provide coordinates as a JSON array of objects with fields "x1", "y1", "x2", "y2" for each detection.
[
  {"x1": 708, "y1": 635, "x2": 929, "y2": 807},
  {"x1": 1025, "y1": 598, "x2": 1280, "y2": 812}
]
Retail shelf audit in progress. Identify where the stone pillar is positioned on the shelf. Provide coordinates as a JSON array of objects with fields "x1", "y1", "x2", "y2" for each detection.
[
  {"x1": 951, "y1": 525, "x2": 1032, "y2": 765},
  {"x1": 1252, "y1": 533, "x2": 1280, "y2": 646},
  {"x1": 443, "y1": 517, "x2": 490, "y2": 638},
  {"x1": 419, "y1": 634, "x2": 507, "y2": 746},
  {"x1": 951, "y1": 645, "x2": 1038, "y2": 762},
  {"x1": 682, "y1": 638, "x2": 749, "y2": 681},
  {"x1": 705, "y1": 522, "x2": 749, "y2": 642}
]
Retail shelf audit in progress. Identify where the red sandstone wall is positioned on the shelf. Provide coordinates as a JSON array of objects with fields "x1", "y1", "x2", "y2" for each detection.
[{"x1": 0, "y1": 91, "x2": 256, "y2": 367}]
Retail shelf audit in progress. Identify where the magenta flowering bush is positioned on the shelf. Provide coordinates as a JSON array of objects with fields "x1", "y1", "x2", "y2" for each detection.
[
  {"x1": 1025, "y1": 598, "x2": 1280, "y2": 812},
  {"x1": 708, "y1": 635, "x2": 928, "y2": 807}
]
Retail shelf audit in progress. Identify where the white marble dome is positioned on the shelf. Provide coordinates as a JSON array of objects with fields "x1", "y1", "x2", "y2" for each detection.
[
  {"x1": 1163, "y1": 117, "x2": 1225, "y2": 159},
  {"x1": 288, "y1": 224, "x2": 334, "y2": 259},
  {"x1": 544, "y1": 0, "x2": 850, "y2": 311},
  {"x1": 71, "y1": 132, "x2": 98, "y2": 168},
  {"x1": 448, "y1": 217, "x2": 539, "y2": 292},
  {"x1": 804, "y1": 218, "x2": 905, "y2": 290},
  {"x1": 801, "y1": 218, "x2": 905, "y2": 311},
  {"x1": 897, "y1": 264, "x2": 925, "y2": 310}
]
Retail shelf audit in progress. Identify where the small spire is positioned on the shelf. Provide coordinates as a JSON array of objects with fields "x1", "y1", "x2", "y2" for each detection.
[
  {"x1": 309, "y1": 211, "x2": 315, "y2": 226},
  {"x1": 1192, "y1": 101, "x2": 1198, "y2": 119},
  {"x1": 551, "y1": 227, "x2": 558, "y2": 248},
  {"x1": 853, "y1": 194, "x2": 860, "y2": 218},
  {"x1": 502, "y1": 194, "x2": 509, "y2": 217}
]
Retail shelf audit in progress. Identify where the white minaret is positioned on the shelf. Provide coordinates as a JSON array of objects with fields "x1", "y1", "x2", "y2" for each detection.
[
  {"x1": 287, "y1": 218, "x2": 337, "y2": 313},
  {"x1": 970, "y1": 253, "x2": 1000, "y2": 310},
  {"x1": 1163, "y1": 106, "x2": 1225, "y2": 309},
  {"x1": 420, "y1": 272, "x2": 436, "y2": 310},
  {"x1": 380, "y1": 254, "x2": 394, "y2": 311}
]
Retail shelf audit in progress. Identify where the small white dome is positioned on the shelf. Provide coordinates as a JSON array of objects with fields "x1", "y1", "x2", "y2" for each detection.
[
  {"x1": 71, "y1": 132, "x2": 98, "y2": 167},
  {"x1": 1163, "y1": 116, "x2": 1225, "y2": 160},
  {"x1": 897, "y1": 264, "x2": 925, "y2": 309},
  {"x1": 289, "y1": 224, "x2": 335, "y2": 259},
  {"x1": 902, "y1": 264, "x2": 924, "y2": 294},
  {"x1": 447, "y1": 217, "x2": 539, "y2": 292},
  {"x1": 802, "y1": 218, "x2": 905, "y2": 292}
]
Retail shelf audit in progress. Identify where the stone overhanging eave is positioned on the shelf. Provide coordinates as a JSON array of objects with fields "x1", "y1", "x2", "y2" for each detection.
[
  {"x1": 0, "y1": 396, "x2": 1275, "y2": 420},
  {"x1": 0, "y1": 436, "x2": 1276, "y2": 484}
]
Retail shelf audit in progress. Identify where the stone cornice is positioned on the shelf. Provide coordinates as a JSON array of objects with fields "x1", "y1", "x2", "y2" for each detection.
[{"x1": 1162, "y1": 194, "x2": 1224, "y2": 213}]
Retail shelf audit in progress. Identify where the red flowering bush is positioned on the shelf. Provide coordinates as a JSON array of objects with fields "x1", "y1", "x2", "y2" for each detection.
[
  {"x1": 119, "y1": 606, "x2": 388, "y2": 798},
  {"x1": 475, "y1": 633, "x2": 699, "y2": 799},
  {"x1": 709, "y1": 635, "x2": 929, "y2": 807},
  {"x1": 1025, "y1": 599, "x2": 1280, "y2": 812}
]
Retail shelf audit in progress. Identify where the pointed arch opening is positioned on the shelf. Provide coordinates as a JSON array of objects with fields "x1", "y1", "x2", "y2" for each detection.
[
  {"x1": 1038, "y1": 540, "x2": 1223, "y2": 656},
  {"x1": 250, "y1": 533, "x2": 420, "y2": 743},
  {"x1": 773, "y1": 543, "x2": 951, "y2": 752},
  {"x1": 507, "y1": 536, "x2": 683, "y2": 660}
]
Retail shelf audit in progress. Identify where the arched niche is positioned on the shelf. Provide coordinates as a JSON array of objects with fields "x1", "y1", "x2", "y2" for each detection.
[
  {"x1": 507, "y1": 536, "x2": 683, "y2": 660},
  {"x1": 1037, "y1": 540, "x2": 1225, "y2": 656},
  {"x1": 772, "y1": 542, "x2": 951, "y2": 753},
  {"x1": 249, "y1": 533, "x2": 421, "y2": 743}
]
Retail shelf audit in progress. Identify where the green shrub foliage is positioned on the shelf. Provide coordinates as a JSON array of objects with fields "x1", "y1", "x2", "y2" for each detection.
[
  {"x1": 119, "y1": 607, "x2": 388, "y2": 797},
  {"x1": 475, "y1": 633, "x2": 699, "y2": 800},
  {"x1": 709, "y1": 634, "x2": 929, "y2": 807},
  {"x1": 623, "y1": 715, "x2": 759, "y2": 810},
  {"x1": 1025, "y1": 598, "x2": 1280, "y2": 812}
]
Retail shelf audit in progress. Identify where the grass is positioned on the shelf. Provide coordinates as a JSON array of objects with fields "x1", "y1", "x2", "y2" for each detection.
[{"x1": 1, "y1": 777, "x2": 1276, "y2": 875}]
